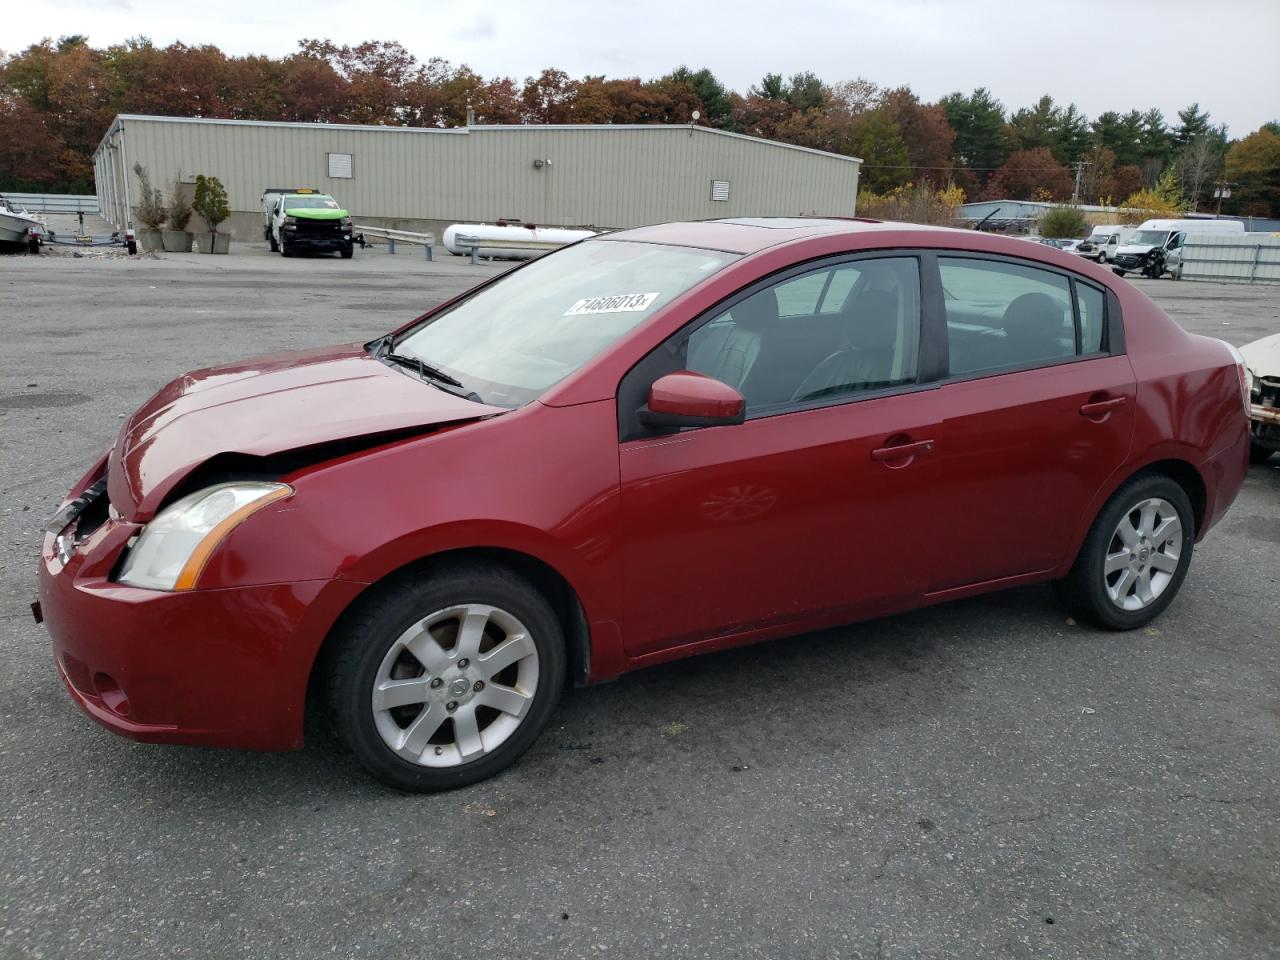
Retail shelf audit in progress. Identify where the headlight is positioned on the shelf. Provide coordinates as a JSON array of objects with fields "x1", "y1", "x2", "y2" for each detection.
[
  {"x1": 117, "y1": 482, "x2": 291, "y2": 591},
  {"x1": 341, "y1": 217, "x2": 353, "y2": 228}
]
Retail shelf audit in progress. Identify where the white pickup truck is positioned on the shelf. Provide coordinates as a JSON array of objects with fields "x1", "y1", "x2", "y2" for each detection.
[{"x1": 261, "y1": 188, "x2": 354, "y2": 258}]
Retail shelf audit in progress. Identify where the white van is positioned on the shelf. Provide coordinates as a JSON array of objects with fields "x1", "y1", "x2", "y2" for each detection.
[
  {"x1": 1111, "y1": 218, "x2": 1245, "y2": 278},
  {"x1": 1076, "y1": 224, "x2": 1136, "y2": 263}
]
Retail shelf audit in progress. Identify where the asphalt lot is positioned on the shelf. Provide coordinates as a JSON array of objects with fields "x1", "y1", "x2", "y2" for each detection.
[{"x1": 1, "y1": 244, "x2": 1278, "y2": 960}]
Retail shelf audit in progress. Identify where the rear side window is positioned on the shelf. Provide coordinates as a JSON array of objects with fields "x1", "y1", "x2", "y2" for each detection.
[
  {"x1": 1076, "y1": 283, "x2": 1106, "y2": 354},
  {"x1": 941, "y1": 258, "x2": 1098, "y2": 377}
]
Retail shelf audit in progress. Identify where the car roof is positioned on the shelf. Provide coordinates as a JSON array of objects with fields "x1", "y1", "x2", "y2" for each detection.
[{"x1": 601, "y1": 217, "x2": 961, "y2": 254}]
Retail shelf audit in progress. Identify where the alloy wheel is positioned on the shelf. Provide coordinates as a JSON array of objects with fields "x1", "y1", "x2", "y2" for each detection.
[
  {"x1": 371, "y1": 603, "x2": 540, "y2": 767},
  {"x1": 1103, "y1": 497, "x2": 1183, "y2": 611}
]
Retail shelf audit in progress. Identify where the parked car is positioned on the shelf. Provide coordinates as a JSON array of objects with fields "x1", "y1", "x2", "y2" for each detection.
[
  {"x1": 1054, "y1": 238, "x2": 1083, "y2": 253},
  {"x1": 1240, "y1": 332, "x2": 1280, "y2": 462},
  {"x1": 1111, "y1": 218, "x2": 1244, "y2": 278},
  {"x1": 262, "y1": 187, "x2": 354, "y2": 258},
  {"x1": 36, "y1": 218, "x2": 1251, "y2": 791},
  {"x1": 1076, "y1": 225, "x2": 1137, "y2": 264}
]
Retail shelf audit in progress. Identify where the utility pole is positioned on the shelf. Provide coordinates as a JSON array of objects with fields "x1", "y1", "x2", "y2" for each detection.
[
  {"x1": 1213, "y1": 181, "x2": 1233, "y2": 217},
  {"x1": 1072, "y1": 159, "x2": 1089, "y2": 205}
]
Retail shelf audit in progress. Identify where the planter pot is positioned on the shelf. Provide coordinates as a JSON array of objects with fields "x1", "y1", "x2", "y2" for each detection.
[
  {"x1": 137, "y1": 228, "x2": 163, "y2": 252},
  {"x1": 161, "y1": 229, "x2": 193, "y2": 252},
  {"x1": 198, "y1": 233, "x2": 231, "y2": 254}
]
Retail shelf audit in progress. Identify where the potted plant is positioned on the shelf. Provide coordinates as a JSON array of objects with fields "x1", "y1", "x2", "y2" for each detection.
[
  {"x1": 132, "y1": 163, "x2": 166, "y2": 251},
  {"x1": 192, "y1": 174, "x2": 231, "y2": 254},
  {"x1": 162, "y1": 181, "x2": 194, "y2": 252}
]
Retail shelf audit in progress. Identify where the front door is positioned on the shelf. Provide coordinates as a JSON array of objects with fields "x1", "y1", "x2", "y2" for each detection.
[{"x1": 616, "y1": 255, "x2": 943, "y2": 658}]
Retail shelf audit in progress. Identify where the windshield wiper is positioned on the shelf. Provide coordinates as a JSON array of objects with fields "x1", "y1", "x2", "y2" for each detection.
[{"x1": 382, "y1": 351, "x2": 466, "y2": 389}]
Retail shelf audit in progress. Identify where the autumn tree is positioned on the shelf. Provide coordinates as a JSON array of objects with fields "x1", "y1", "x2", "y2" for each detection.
[
  {"x1": 985, "y1": 147, "x2": 1073, "y2": 201},
  {"x1": 521, "y1": 68, "x2": 576, "y2": 123},
  {"x1": 1225, "y1": 125, "x2": 1280, "y2": 216},
  {"x1": 879, "y1": 86, "x2": 955, "y2": 185}
]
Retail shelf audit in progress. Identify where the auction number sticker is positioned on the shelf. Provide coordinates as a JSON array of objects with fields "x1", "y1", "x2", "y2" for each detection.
[{"x1": 564, "y1": 292, "x2": 660, "y2": 316}]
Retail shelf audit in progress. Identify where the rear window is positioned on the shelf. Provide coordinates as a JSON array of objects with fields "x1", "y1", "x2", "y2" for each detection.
[{"x1": 940, "y1": 258, "x2": 1105, "y2": 376}]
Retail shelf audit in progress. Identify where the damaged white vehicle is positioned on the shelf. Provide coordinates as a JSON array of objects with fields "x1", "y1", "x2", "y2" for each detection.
[{"x1": 1241, "y1": 332, "x2": 1280, "y2": 463}]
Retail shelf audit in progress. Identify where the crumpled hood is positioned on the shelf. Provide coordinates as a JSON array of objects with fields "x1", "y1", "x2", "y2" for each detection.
[
  {"x1": 107, "y1": 343, "x2": 504, "y2": 520},
  {"x1": 1240, "y1": 332, "x2": 1280, "y2": 376}
]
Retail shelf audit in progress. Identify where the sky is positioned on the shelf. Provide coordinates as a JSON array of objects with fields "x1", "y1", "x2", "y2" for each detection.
[{"x1": 8, "y1": 0, "x2": 1280, "y2": 137}]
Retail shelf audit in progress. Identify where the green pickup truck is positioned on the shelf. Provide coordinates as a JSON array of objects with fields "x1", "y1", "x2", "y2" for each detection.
[{"x1": 262, "y1": 188, "x2": 355, "y2": 258}]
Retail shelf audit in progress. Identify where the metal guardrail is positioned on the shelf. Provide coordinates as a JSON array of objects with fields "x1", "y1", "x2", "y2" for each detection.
[
  {"x1": 353, "y1": 225, "x2": 436, "y2": 260},
  {"x1": 1179, "y1": 235, "x2": 1280, "y2": 285},
  {"x1": 2, "y1": 193, "x2": 99, "y2": 215}
]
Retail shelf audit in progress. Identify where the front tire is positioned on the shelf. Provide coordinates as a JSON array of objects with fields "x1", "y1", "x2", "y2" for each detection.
[
  {"x1": 268, "y1": 230, "x2": 279, "y2": 252},
  {"x1": 326, "y1": 563, "x2": 566, "y2": 792},
  {"x1": 280, "y1": 240, "x2": 293, "y2": 258},
  {"x1": 1112, "y1": 267, "x2": 1126, "y2": 277},
  {"x1": 1057, "y1": 473, "x2": 1195, "y2": 630},
  {"x1": 340, "y1": 245, "x2": 354, "y2": 259}
]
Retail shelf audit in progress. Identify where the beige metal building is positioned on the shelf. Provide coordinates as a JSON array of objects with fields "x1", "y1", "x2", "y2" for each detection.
[{"x1": 93, "y1": 115, "x2": 861, "y2": 241}]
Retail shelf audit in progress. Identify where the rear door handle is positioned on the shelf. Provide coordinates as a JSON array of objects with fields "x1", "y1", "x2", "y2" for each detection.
[
  {"x1": 1079, "y1": 396, "x2": 1127, "y2": 417},
  {"x1": 870, "y1": 439, "x2": 934, "y2": 462}
]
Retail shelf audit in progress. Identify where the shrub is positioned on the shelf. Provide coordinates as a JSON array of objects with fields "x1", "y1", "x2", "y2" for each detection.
[
  {"x1": 132, "y1": 163, "x2": 166, "y2": 229},
  {"x1": 857, "y1": 182, "x2": 966, "y2": 225},
  {"x1": 168, "y1": 183, "x2": 193, "y2": 231},
  {"x1": 192, "y1": 174, "x2": 230, "y2": 235},
  {"x1": 1038, "y1": 206, "x2": 1089, "y2": 239}
]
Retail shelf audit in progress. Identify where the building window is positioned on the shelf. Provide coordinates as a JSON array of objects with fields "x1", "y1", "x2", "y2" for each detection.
[
  {"x1": 328, "y1": 153, "x2": 353, "y2": 179},
  {"x1": 710, "y1": 180, "x2": 730, "y2": 202}
]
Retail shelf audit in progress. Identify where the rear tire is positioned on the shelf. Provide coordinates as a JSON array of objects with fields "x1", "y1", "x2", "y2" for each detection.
[
  {"x1": 1251, "y1": 442, "x2": 1275, "y2": 464},
  {"x1": 268, "y1": 231, "x2": 279, "y2": 252},
  {"x1": 1056, "y1": 473, "x2": 1195, "y2": 630},
  {"x1": 325, "y1": 562, "x2": 566, "y2": 792}
]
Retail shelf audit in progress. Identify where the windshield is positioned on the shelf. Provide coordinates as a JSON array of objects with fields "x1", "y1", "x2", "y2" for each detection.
[
  {"x1": 393, "y1": 240, "x2": 738, "y2": 407},
  {"x1": 1130, "y1": 230, "x2": 1170, "y2": 246},
  {"x1": 285, "y1": 196, "x2": 340, "y2": 209}
]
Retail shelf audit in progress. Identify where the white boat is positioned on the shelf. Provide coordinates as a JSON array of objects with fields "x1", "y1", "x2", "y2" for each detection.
[{"x1": 0, "y1": 196, "x2": 46, "y2": 245}]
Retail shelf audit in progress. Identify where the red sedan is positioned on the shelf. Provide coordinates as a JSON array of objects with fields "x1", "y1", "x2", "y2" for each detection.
[{"x1": 37, "y1": 218, "x2": 1251, "y2": 791}]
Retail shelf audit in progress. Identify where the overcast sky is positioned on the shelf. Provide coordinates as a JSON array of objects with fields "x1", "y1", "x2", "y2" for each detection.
[{"x1": 8, "y1": 0, "x2": 1279, "y2": 136}]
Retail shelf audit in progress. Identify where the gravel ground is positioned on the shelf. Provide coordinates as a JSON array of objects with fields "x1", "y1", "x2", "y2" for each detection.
[{"x1": 1, "y1": 247, "x2": 1278, "y2": 960}]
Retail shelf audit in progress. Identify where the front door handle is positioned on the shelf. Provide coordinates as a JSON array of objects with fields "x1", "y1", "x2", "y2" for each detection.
[
  {"x1": 870, "y1": 439, "x2": 934, "y2": 463},
  {"x1": 1079, "y1": 396, "x2": 1127, "y2": 417}
]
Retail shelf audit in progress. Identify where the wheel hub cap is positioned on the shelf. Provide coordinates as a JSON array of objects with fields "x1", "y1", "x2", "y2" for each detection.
[
  {"x1": 1103, "y1": 497, "x2": 1183, "y2": 612},
  {"x1": 370, "y1": 602, "x2": 540, "y2": 769}
]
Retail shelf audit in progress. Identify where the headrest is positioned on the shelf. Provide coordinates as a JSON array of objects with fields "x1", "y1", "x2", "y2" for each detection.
[
  {"x1": 843, "y1": 289, "x2": 900, "y2": 352},
  {"x1": 1001, "y1": 293, "x2": 1064, "y2": 340},
  {"x1": 731, "y1": 287, "x2": 779, "y2": 330}
]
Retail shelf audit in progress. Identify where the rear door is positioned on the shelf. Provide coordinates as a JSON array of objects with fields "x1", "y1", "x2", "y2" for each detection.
[{"x1": 925, "y1": 255, "x2": 1134, "y2": 591}]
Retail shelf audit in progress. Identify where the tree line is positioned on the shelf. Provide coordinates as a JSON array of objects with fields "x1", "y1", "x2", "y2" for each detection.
[{"x1": 2, "y1": 36, "x2": 1277, "y2": 217}]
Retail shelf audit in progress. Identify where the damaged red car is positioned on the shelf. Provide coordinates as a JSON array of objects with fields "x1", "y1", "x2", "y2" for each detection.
[{"x1": 37, "y1": 218, "x2": 1251, "y2": 791}]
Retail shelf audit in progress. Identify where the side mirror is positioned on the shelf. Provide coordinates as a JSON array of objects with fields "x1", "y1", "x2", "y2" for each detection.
[{"x1": 638, "y1": 371, "x2": 745, "y2": 430}]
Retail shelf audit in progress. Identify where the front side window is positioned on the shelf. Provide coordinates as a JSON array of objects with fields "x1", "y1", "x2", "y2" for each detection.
[
  {"x1": 395, "y1": 240, "x2": 738, "y2": 407},
  {"x1": 941, "y1": 258, "x2": 1076, "y2": 376},
  {"x1": 684, "y1": 257, "x2": 921, "y2": 414}
]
